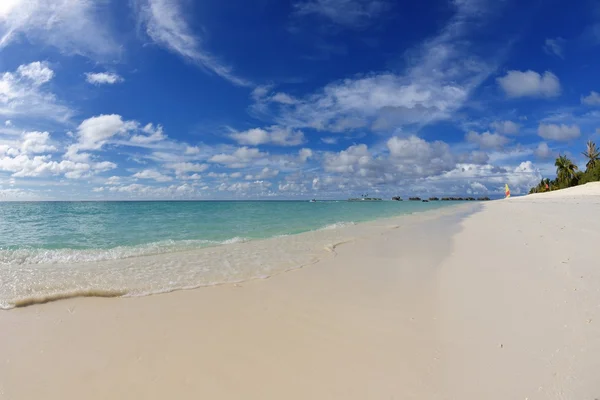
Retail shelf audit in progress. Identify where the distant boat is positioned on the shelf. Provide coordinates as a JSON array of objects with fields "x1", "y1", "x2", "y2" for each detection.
[
  {"x1": 391, "y1": 196, "x2": 403, "y2": 201},
  {"x1": 309, "y1": 199, "x2": 316, "y2": 203},
  {"x1": 348, "y1": 194, "x2": 382, "y2": 202}
]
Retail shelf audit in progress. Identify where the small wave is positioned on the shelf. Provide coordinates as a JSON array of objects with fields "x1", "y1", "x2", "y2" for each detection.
[
  {"x1": 0, "y1": 237, "x2": 250, "y2": 266},
  {"x1": 319, "y1": 221, "x2": 356, "y2": 230},
  {"x1": 7, "y1": 289, "x2": 127, "y2": 309}
]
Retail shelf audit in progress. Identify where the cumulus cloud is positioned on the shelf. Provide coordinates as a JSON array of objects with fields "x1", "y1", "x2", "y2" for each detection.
[
  {"x1": 298, "y1": 148, "x2": 313, "y2": 162},
  {"x1": 497, "y1": 70, "x2": 561, "y2": 98},
  {"x1": 293, "y1": 0, "x2": 391, "y2": 28},
  {"x1": 209, "y1": 147, "x2": 268, "y2": 168},
  {"x1": 0, "y1": 61, "x2": 71, "y2": 121},
  {"x1": 245, "y1": 167, "x2": 279, "y2": 180},
  {"x1": 65, "y1": 115, "x2": 176, "y2": 163},
  {"x1": 70, "y1": 114, "x2": 137, "y2": 152},
  {"x1": 17, "y1": 61, "x2": 54, "y2": 84},
  {"x1": 465, "y1": 131, "x2": 510, "y2": 149},
  {"x1": 432, "y1": 161, "x2": 542, "y2": 195},
  {"x1": 132, "y1": 0, "x2": 249, "y2": 86},
  {"x1": 85, "y1": 72, "x2": 124, "y2": 85},
  {"x1": 490, "y1": 120, "x2": 519, "y2": 135},
  {"x1": 20, "y1": 131, "x2": 57, "y2": 154},
  {"x1": 0, "y1": 0, "x2": 119, "y2": 60},
  {"x1": 581, "y1": 91, "x2": 600, "y2": 106},
  {"x1": 95, "y1": 183, "x2": 198, "y2": 198},
  {"x1": 534, "y1": 142, "x2": 553, "y2": 158},
  {"x1": 230, "y1": 126, "x2": 305, "y2": 147},
  {"x1": 537, "y1": 123, "x2": 580, "y2": 141},
  {"x1": 164, "y1": 162, "x2": 208, "y2": 176},
  {"x1": 133, "y1": 169, "x2": 173, "y2": 182},
  {"x1": 129, "y1": 123, "x2": 166, "y2": 145},
  {"x1": 0, "y1": 154, "x2": 113, "y2": 179},
  {"x1": 386, "y1": 135, "x2": 456, "y2": 176}
]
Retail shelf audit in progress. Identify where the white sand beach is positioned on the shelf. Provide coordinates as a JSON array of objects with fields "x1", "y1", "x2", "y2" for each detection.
[{"x1": 1, "y1": 183, "x2": 600, "y2": 400}]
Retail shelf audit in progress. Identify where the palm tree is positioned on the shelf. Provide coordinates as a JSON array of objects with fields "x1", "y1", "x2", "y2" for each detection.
[
  {"x1": 582, "y1": 141, "x2": 600, "y2": 171},
  {"x1": 555, "y1": 155, "x2": 578, "y2": 186}
]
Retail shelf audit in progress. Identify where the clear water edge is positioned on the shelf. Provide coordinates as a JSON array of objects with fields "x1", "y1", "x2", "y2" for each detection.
[{"x1": 0, "y1": 201, "x2": 458, "y2": 309}]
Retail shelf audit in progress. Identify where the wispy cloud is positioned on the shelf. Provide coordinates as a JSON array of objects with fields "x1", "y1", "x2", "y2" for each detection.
[
  {"x1": 293, "y1": 0, "x2": 391, "y2": 28},
  {"x1": 543, "y1": 37, "x2": 565, "y2": 58},
  {"x1": 266, "y1": 0, "x2": 502, "y2": 133},
  {"x1": 132, "y1": 0, "x2": 251, "y2": 86},
  {"x1": 0, "y1": 0, "x2": 120, "y2": 60}
]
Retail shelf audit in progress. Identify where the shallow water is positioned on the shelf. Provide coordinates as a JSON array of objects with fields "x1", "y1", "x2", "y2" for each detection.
[{"x1": 0, "y1": 200, "x2": 456, "y2": 308}]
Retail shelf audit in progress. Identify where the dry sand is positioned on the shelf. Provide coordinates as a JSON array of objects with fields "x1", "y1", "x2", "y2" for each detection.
[{"x1": 1, "y1": 183, "x2": 600, "y2": 399}]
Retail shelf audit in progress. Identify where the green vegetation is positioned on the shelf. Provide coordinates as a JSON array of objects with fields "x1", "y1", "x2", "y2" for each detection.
[{"x1": 529, "y1": 141, "x2": 600, "y2": 194}]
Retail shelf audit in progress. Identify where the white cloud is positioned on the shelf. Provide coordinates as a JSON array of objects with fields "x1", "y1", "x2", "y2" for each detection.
[
  {"x1": 129, "y1": 123, "x2": 166, "y2": 145},
  {"x1": 20, "y1": 131, "x2": 56, "y2": 154},
  {"x1": 245, "y1": 167, "x2": 279, "y2": 180},
  {"x1": 17, "y1": 61, "x2": 54, "y2": 84},
  {"x1": 164, "y1": 162, "x2": 208, "y2": 176},
  {"x1": 298, "y1": 148, "x2": 313, "y2": 162},
  {"x1": 537, "y1": 123, "x2": 580, "y2": 141},
  {"x1": 97, "y1": 183, "x2": 198, "y2": 198},
  {"x1": 324, "y1": 144, "x2": 371, "y2": 174},
  {"x1": 465, "y1": 131, "x2": 510, "y2": 149},
  {"x1": 185, "y1": 146, "x2": 201, "y2": 155},
  {"x1": 468, "y1": 181, "x2": 489, "y2": 194},
  {"x1": 209, "y1": 147, "x2": 268, "y2": 168},
  {"x1": 133, "y1": 169, "x2": 173, "y2": 182},
  {"x1": 0, "y1": 0, "x2": 119, "y2": 60},
  {"x1": 321, "y1": 137, "x2": 338, "y2": 144},
  {"x1": 272, "y1": 2, "x2": 497, "y2": 133},
  {"x1": 230, "y1": 126, "x2": 305, "y2": 147},
  {"x1": 0, "y1": 61, "x2": 71, "y2": 121},
  {"x1": 581, "y1": 91, "x2": 600, "y2": 106},
  {"x1": 105, "y1": 176, "x2": 122, "y2": 185},
  {"x1": 85, "y1": 72, "x2": 124, "y2": 85},
  {"x1": 4, "y1": 120, "x2": 11, "y2": 126},
  {"x1": 271, "y1": 93, "x2": 297, "y2": 105},
  {"x1": 386, "y1": 135, "x2": 456, "y2": 176},
  {"x1": 133, "y1": 0, "x2": 249, "y2": 86},
  {"x1": 72, "y1": 114, "x2": 137, "y2": 151},
  {"x1": 432, "y1": 161, "x2": 542, "y2": 195},
  {"x1": 251, "y1": 85, "x2": 272, "y2": 101},
  {"x1": 543, "y1": 37, "x2": 565, "y2": 58},
  {"x1": 490, "y1": 120, "x2": 519, "y2": 135},
  {"x1": 65, "y1": 115, "x2": 175, "y2": 163},
  {"x1": 497, "y1": 70, "x2": 561, "y2": 98},
  {"x1": 293, "y1": 0, "x2": 391, "y2": 28},
  {"x1": 534, "y1": 142, "x2": 553, "y2": 159},
  {"x1": 0, "y1": 153, "x2": 112, "y2": 179}
]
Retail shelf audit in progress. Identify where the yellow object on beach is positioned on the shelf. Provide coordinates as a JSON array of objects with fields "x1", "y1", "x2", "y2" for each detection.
[{"x1": 505, "y1": 184, "x2": 511, "y2": 198}]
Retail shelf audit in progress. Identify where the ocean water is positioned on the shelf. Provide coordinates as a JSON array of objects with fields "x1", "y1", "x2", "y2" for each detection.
[{"x1": 0, "y1": 200, "x2": 454, "y2": 309}]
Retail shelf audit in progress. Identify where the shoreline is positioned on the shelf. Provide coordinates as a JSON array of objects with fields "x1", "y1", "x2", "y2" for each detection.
[
  {"x1": 1, "y1": 202, "x2": 470, "y2": 310},
  {"x1": 1, "y1": 186, "x2": 599, "y2": 399}
]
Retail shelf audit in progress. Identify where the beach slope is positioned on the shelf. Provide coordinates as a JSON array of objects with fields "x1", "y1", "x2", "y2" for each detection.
[{"x1": 1, "y1": 185, "x2": 599, "y2": 399}]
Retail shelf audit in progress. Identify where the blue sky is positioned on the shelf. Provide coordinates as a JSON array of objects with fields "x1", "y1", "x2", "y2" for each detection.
[{"x1": 1, "y1": 0, "x2": 599, "y2": 200}]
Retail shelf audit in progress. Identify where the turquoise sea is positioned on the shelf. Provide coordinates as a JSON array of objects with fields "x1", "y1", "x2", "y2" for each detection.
[{"x1": 0, "y1": 200, "x2": 454, "y2": 308}]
